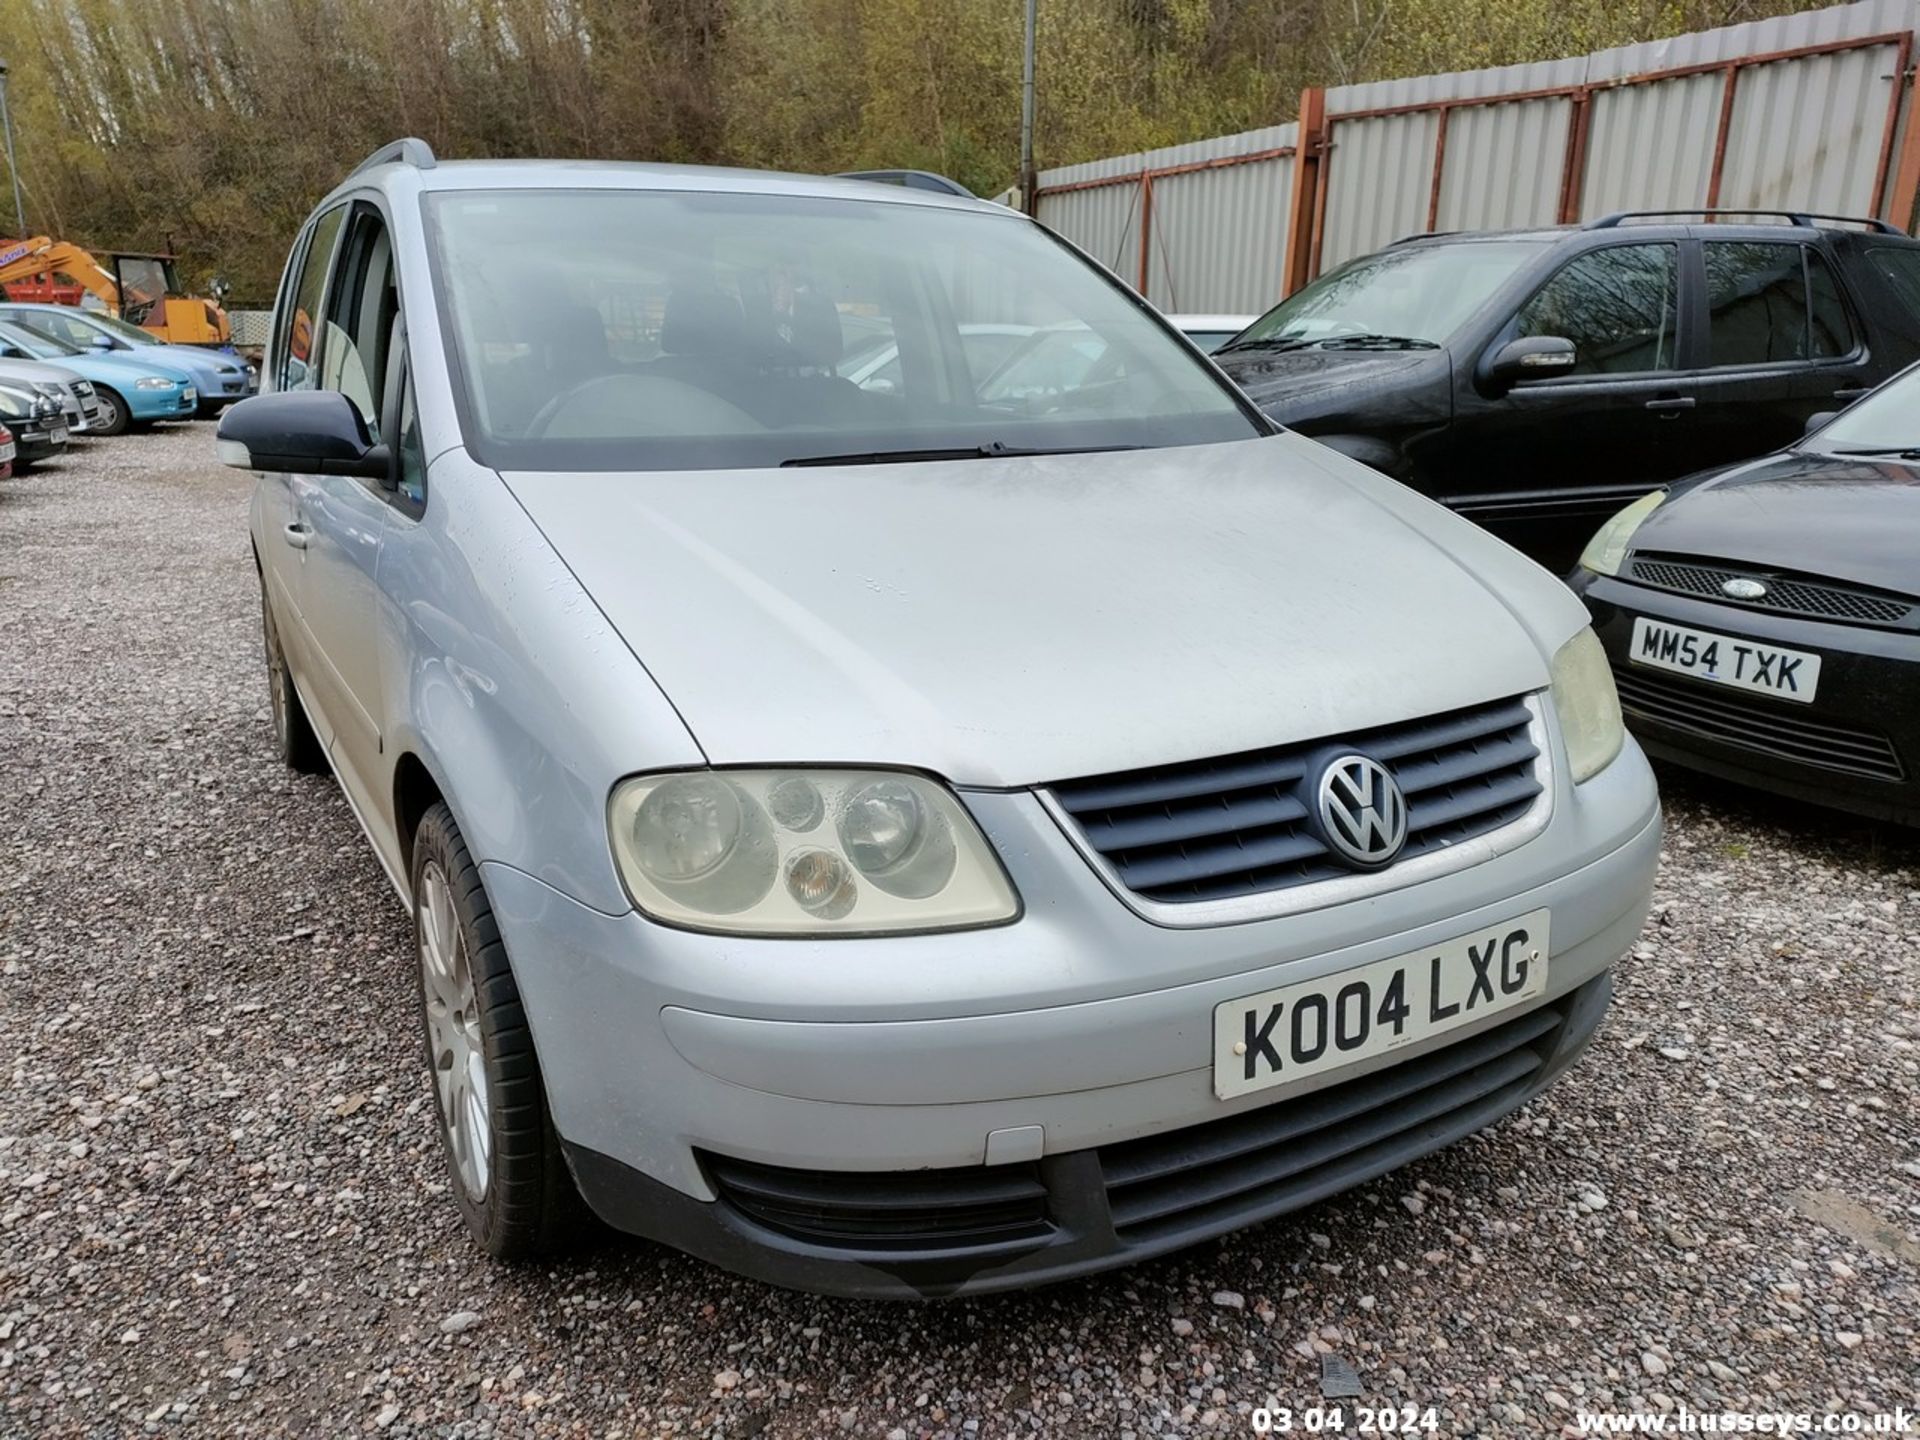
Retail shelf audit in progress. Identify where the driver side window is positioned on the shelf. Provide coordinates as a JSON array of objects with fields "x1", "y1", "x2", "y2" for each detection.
[
  {"x1": 319, "y1": 208, "x2": 398, "y2": 440},
  {"x1": 1513, "y1": 243, "x2": 1678, "y2": 376}
]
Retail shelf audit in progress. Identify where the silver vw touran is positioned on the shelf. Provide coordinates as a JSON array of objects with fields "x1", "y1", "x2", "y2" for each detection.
[{"x1": 219, "y1": 140, "x2": 1661, "y2": 1297}]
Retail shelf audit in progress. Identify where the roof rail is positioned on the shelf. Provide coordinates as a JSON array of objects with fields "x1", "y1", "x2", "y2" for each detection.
[
  {"x1": 1389, "y1": 229, "x2": 1466, "y2": 246},
  {"x1": 834, "y1": 168, "x2": 973, "y2": 197},
  {"x1": 1585, "y1": 208, "x2": 1904, "y2": 236},
  {"x1": 351, "y1": 138, "x2": 438, "y2": 177}
]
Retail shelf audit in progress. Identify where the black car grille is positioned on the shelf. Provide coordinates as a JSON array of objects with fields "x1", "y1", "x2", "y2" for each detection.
[
  {"x1": 1616, "y1": 668, "x2": 1904, "y2": 782},
  {"x1": 1100, "y1": 1000, "x2": 1564, "y2": 1243},
  {"x1": 703, "y1": 1153, "x2": 1054, "y2": 1252},
  {"x1": 700, "y1": 998, "x2": 1569, "y2": 1258},
  {"x1": 1048, "y1": 697, "x2": 1542, "y2": 904},
  {"x1": 1629, "y1": 555, "x2": 1914, "y2": 627}
]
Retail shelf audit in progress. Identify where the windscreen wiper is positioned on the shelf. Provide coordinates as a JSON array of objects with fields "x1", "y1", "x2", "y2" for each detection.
[
  {"x1": 780, "y1": 442, "x2": 1140, "y2": 467},
  {"x1": 1310, "y1": 333, "x2": 1441, "y2": 350},
  {"x1": 1215, "y1": 333, "x2": 1441, "y2": 356},
  {"x1": 1827, "y1": 444, "x2": 1920, "y2": 459},
  {"x1": 1213, "y1": 336, "x2": 1315, "y2": 356}
]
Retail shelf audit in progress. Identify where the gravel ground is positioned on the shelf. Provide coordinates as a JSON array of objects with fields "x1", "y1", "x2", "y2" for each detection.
[{"x1": 2, "y1": 426, "x2": 1917, "y2": 1439}]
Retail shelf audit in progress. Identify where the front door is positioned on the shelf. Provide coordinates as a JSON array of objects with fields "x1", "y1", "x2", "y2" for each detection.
[
  {"x1": 285, "y1": 204, "x2": 403, "y2": 819},
  {"x1": 259, "y1": 203, "x2": 349, "y2": 733},
  {"x1": 1443, "y1": 240, "x2": 1691, "y2": 566}
]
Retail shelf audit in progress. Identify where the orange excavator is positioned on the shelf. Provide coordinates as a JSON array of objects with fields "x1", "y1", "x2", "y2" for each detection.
[{"x1": 0, "y1": 236, "x2": 232, "y2": 346}]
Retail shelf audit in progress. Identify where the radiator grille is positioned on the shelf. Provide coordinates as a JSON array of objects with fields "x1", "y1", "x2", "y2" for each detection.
[
  {"x1": 1629, "y1": 555, "x2": 1913, "y2": 627},
  {"x1": 1048, "y1": 697, "x2": 1542, "y2": 904}
]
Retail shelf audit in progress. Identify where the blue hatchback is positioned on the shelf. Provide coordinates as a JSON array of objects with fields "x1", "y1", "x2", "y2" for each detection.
[
  {"x1": 0, "y1": 303, "x2": 255, "y2": 416},
  {"x1": 0, "y1": 319, "x2": 197, "y2": 433}
]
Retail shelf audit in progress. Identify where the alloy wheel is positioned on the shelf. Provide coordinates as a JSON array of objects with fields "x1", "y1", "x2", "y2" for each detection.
[{"x1": 418, "y1": 860, "x2": 492, "y2": 1200}]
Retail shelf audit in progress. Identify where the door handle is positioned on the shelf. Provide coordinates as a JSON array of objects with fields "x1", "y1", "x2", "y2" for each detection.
[
  {"x1": 1832, "y1": 387, "x2": 1871, "y2": 401},
  {"x1": 283, "y1": 522, "x2": 310, "y2": 550},
  {"x1": 1644, "y1": 395, "x2": 1695, "y2": 414}
]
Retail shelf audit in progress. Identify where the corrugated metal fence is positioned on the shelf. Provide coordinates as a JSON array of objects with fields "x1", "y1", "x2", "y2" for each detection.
[{"x1": 1031, "y1": 0, "x2": 1920, "y2": 315}]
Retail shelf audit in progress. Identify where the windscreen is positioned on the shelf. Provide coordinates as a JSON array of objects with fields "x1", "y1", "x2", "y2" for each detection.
[
  {"x1": 86, "y1": 311, "x2": 160, "y2": 345},
  {"x1": 0, "y1": 321, "x2": 81, "y2": 358},
  {"x1": 1227, "y1": 240, "x2": 1547, "y2": 350},
  {"x1": 1806, "y1": 362, "x2": 1920, "y2": 452},
  {"x1": 424, "y1": 188, "x2": 1260, "y2": 471}
]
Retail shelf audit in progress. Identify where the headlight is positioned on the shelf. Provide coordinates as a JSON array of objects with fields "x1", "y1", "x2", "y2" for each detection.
[
  {"x1": 1577, "y1": 489, "x2": 1664, "y2": 576},
  {"x1": 608, "y1": 769, "x2": 1019, "y2": 935},
  {"x1": 134, "y1": 376, "x2": 177, "y2": 390},
  {"x1": 1550, "y1": 628, "x2": 1624, "y2": 784},
  {"x1": 32, "y1": 383, "x2": 64, "y2": 402}
]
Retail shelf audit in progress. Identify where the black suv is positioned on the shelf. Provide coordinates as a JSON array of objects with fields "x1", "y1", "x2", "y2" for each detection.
[{"x1": 1213, "y1": 210, "x2": 1920, "y2": 564}]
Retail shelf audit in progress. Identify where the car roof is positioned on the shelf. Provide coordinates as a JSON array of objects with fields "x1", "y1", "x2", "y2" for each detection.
[
  {"x1": 0, "y1": 302, "x2": 116, "y2": 318},
  {"x1": 343, "y1": 156, "x2": 1018, "y2": 220}
]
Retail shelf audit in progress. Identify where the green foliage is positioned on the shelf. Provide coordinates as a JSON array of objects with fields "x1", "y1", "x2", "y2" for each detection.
[{"x1": 0, "y1": 0, "x2": 1831, "y2": 303}]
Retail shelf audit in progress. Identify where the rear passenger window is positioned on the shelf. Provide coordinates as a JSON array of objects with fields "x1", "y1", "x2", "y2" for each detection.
[
  {"x1": 1514, "y1": 244, "x2": 1677, "y2": 375},
  {"x1": 1866, "y1": 245, "x2": 1920, "y2": 315},
  {"x1": 1704, "y1": 241, "x2": 1853, "y2": 367},
  {"x1": 276, "y1": 206, "x2": 346, "y2": 392}
]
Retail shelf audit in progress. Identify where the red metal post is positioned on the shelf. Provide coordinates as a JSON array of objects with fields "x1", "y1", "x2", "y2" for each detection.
[
  {"x1": 1136, "y1": 173, "x2": 1154, "y2": 295},
  {"x1": 1282, "y1": 88, "x2": 1327, "y2": 297},
  {"x1": 1871, "y1": 33, "x2": 1913, "y2": 217},
  {"x1": 1705, "y1": 63, "x2": 1741, "y2": 209},
  {"x1": 1557, "y1": 90, "x2": 1594, "y2": 223},
  {"x1": 1426, "y1": 105, "x2": 1452, "y2": 232},
  {"x1": 1308, "y1": 118, "x2": 1334, "y2": 282},
  {"x1": 1890, "y1": 53, "x2": 1920, "y2": 227}
]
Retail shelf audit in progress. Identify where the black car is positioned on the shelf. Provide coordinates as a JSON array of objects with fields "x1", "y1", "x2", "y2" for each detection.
[
  {"x1": 1568, "y1": 361, "x2": 1920, "y2": 826},
  {"x1": 1214, "y1": 210, "x2": 1920, "y2": 565},
  {"x1": 0, "y1": 382, "x2": 69, "y2": 467}
]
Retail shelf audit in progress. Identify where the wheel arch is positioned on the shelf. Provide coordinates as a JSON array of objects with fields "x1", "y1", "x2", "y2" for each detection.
[{"x1": 393, "y1": 750, "x2": 445, "y2": 887}]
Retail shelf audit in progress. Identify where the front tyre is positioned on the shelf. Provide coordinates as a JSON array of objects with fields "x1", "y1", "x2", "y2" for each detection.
[
  {"x1": 89, "y1": 386, "x2": 130, "y2": 436},
  {"x1": 412, "y1": 802, "x2": 590, "y2": 1259}
]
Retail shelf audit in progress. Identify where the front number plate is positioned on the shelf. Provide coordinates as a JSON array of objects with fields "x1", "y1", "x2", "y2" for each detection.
[
  {"x1": 1212, "y1": 909, "x2": 1550, "y2": 1100},
  {"x1": 1629, "y1": 616, "x2": 1819, "y2": 703}
]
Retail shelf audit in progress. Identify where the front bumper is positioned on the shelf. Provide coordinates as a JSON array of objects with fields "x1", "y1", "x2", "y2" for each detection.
[
  {"x1": 567, "y1": 971, "x2": 1612, "y2": 1298},
  {"x1": 10, "y1": 415, "x2": 67, "y2": 459},
  {"x1": 483, "y1": 729, "x2": 1660, "y2": 1297},
  {"x1": 126, "y1": 384, "x2": 198, "y2": 420},
  {"x1": 1573, "y1": 570, "x2": 1919, "y2": 826}
]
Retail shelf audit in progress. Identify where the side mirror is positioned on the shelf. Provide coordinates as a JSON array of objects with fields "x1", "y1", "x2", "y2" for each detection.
[
  {"x1": 215, "y1": 391, "x2": 391, "y2": 482},
  {"x1": 1803, "y1": 410, "x2": 1838, "y2": 436},
  {"x1": 88, "y1": 335, "x2": 114, "y2": 353},
  {"x1": 1483, "y1": 335, "x2": 1577, "y2": 394}
]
